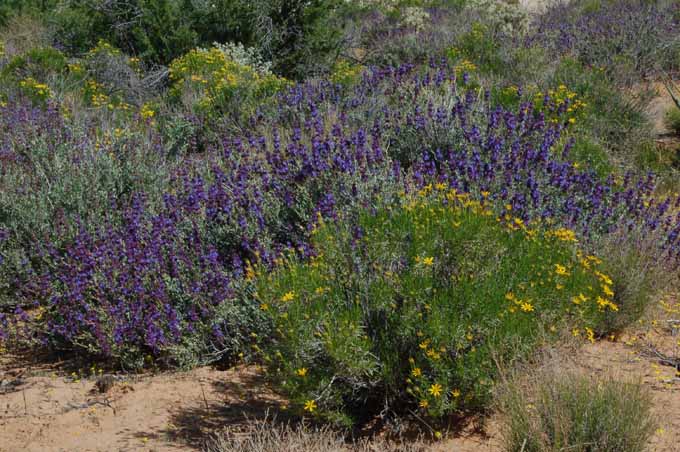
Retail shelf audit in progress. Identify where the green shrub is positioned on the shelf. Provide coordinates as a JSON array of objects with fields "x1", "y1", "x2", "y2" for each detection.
[
  {"x1": 450, "y1": 23, "x2": 503, "y2": 74},
  {"x1": 499, "y1": 371, "x2": 656, "y2": 452},
  {"x1": 567, "y1": 136, "x2": 613, "y2": 178},
  {"x1": 255, "y1": 188, "x2": 620, "y2": 427},
  {"x1": 664, "y1": 107, "x2": 680, "y2": 136},
  {"x1": 168, "y1": 46, "x2": 291, "y2": 120},
  {"x1": 549, "y1": 57, "x2": 651, "y2": 167},
  {"x1": 1, "y1": 46, "x2": 66, "y2": 81}
]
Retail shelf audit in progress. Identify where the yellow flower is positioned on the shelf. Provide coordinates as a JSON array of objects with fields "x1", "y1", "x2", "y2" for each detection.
[
  {"x1": 520, "y1": 302, "x2": 534, "y2": 312},
  {"x1": 280, "y1": 291, "x2": 295, "y2": 302},
  {"x1": 585, "y1": 327, "x2": 595, "y2": 344},
  {"x1": 303, "y1": 399, "x2": 317, "y2": 412},
  {"x1": 596, "y1": 296, "x2": 619, "y2": 312},
  {"x1": 602, "y1": 285, "x2": 614, "y2": 298},
  {"x1": 572, "y1": 293, "x2": 588, "y2": 305},
  {"x1": 554, "y1": 264, "x2": 570, "y2": 276},
  {"x1": 412, "y1": 367, "x2": 422, "y2": 378},
  {"x1": 419, "y1": 399, "x2": 429, "y2": 408},
  {"x1": 451, "y1": 388, "x2": 461, "y2": 398},
  {"x1": 296, "y1": 367, "x2": 308, "y2": 377},
  {"x1": 422, "y1": 256, "x2": 434, "y2": 266},
  {"x1": 595, "y1": 271, "x2": 613, "y2": 285},
  {"x1": 428, "y1": 383, "x2": 443, "y2": 397}
]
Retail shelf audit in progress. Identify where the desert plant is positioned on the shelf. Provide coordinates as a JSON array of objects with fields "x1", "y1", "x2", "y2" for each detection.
[
  {"x1": 206, "y1": 416, "x2": 428, "y2": 452},
  {"x1": 255, "y1": 189, "x2": 619, "y2": 427},
  {"x1": 499, "y1": 370, "x2": 656, "y2": 452}
]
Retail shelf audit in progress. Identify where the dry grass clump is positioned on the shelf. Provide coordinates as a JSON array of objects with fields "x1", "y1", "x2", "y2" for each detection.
[
  {"x1": 497, "y1": 367, "x2": 656, "y2": 452},
  {"x1": 206, "y1": 417, "x2": 428, "y2": 452}
]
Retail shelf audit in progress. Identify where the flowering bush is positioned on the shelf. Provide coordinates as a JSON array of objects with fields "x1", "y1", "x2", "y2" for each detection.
[
  {"x1": 168, "y1": 46, "x2": 290, "y2": 118},
  {"x1": 2, "y1": 59, "x2": 679, "y2": 369},
  {"x1": 255, "y1": 190, "x2": 619, "y2": 426},
  {"x1": 527, "y1": 0, "x2": 680, "y2": 84}
]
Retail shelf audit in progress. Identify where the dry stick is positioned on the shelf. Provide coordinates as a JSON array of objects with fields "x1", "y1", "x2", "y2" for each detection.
[
  {"x1": 22, "y1": 389, "x2": 27, "y2": 415},
  {"x1": 519, "y1": 438, "x2": 527, "y2": 452},
  {"x1": 200, "y1": 382, "x2": 209, "y2": 411}
]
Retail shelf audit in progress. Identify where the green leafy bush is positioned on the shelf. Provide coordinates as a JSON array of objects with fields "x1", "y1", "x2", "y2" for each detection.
[
  {"x1": 549, "y1": 57, "x2": 651, "y2": 166},
  {"x1": 450, "y1": 23, "x2": 503, "y2": 74},
  {"x1": 664, "y1": 107, "x2": 680, "y2": 136},
  {"x1": 168, "y1": 45, "x2": 291, "y2": 119},
  {"x1": 499, "y1": 371, "x2": 656, "y2": 452},
  {"x1": 255, "y1": 188, "x2": 620, "y2": 427},
  {"x1": 0, "y1": 46, "x2": 66, "y2": 81}
]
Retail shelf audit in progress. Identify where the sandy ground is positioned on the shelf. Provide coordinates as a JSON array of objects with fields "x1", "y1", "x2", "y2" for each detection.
[{"x1": 2, "y1": 300, "x2": 678, "y2": 452}]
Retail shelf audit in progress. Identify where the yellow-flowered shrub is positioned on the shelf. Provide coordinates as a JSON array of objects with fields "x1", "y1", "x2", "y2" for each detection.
[
  {"x1": 255, "y1": 188, "x2": 618, "y2": 427},
  {"x1": 168, "y1": 47, "x2": 291, "y2": 117},
  {"x1": 330, "y1": 59, "x2": 364, "y2": 86},
  {"x1": 18, "y1": 77, "x2": 52, "y2": 103}
]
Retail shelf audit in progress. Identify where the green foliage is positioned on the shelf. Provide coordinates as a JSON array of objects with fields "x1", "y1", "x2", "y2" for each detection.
[
  {"x1": 0, "y1": 0, "x2": 57, "y2": 27},
  {"x1": 255, "y1": 190, "x2": 620, "y2": 426},
  {"x1": 167, "y1": 46, "x2": 291, "y2": 119},
  {"x1": 500, "y1": 371, "x2": 656, "y2": 452},
  {"x1": 664, "y1": 107, "x2": 680, "y2": 136},
  {"x1": 251, "y1": 0, "x2": 347, "y2": 78},
  {"x1": 46, "y1": 0, "x2": 345, "y2": 78},
  {"x1": 49, "y1": 0, "x2": 253, "y2": 64},
  {"x1": 550, "y1": 58, "x2": 651, "y2": 166},
  {"x1": 1, "y1": 47, "x2": 66, "y2": 81},
  {"x1": 567, "y1": 137, "x2": 613, "y2": 178},
  {"x1": 451, "y1": 23, "x2": 503, "y2": 75}
]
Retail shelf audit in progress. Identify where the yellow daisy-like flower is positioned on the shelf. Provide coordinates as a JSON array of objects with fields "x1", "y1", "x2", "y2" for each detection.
[
  {"x1": 520, "y1": 302, "x2": 534, "y2": 312},
  {"x1": 554, "y1": 264, "x2": 570, "y2": 276},
  {"x1": 428, "y1": 383, "x2": 443, "y2": 397},
  {"x1": 451, "y1": 388, "x2": 461, "y2": 398},
  {"x1": 296, "y1": 367, "x2": 308, "y2": 377},
  {"x1": 419, "y1": 399, "x2": 429, "y2": 408},
  {"x1": 412, "y1": 367, "x2": 422, "y2": 378},
  {"x1": 585, "y1": 327, "x2": 595, "y2": 344},
  {"x1": 303, "y1": 399, "x2": 317, "y2": 413},
  {"x1": 280, "y1": 291, "x2": 295, "y2": 302},
  {"x1": 422, "y1": 256, "x2": 434, "y2": 266}
]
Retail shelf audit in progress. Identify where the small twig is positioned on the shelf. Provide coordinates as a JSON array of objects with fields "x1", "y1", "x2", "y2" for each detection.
[
  {"x1": 639, "y1": 345, "x2": 680, "y2": 369},
  {"x1": 200, "y1": 382, "x2": 209, "y2": 411},
  {"x1": 520, "y1": 438, "x2": 527, "y2": 452},
  {"x1": 408, "y1": 409, "x2": 435, "y2": 434},
  {"x1": 22, "y1": 389, "x2": 27, "y2": 415}
]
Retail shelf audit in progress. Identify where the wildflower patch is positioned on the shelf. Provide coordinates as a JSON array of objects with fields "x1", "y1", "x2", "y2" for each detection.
[{"x1": 255, "y1": 189, "x2": 617, "y2": 426}]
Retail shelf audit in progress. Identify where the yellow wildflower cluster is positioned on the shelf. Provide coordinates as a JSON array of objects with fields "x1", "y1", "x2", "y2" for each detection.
[
  {"x1": 330, "y1": 60, "x2": 364, "y2": 86},
  {"x1": 83, "y1": 79, "x2": 131, "y2": 111},
  {"x1": 454, "y1": 59, "x2": 477, "y2": 76},
  {"x1": 168, "y1": 47, "x2": 290, "y2": 114},
  {"x1": 535, "y1": 84, "x2": 587, "y2": 125},
  {"x1": 140, "y1": 102, "x2": 156, "y2": 120},
  {"x1": 549, "y1": 227, "x2": 578, "y2": 242},
  {"x1": 19, "y1": 77, "x2": 52, "y2": 101},
  {"x1": 259, "y1": 185, "x2": 621, "y2": 420},
  {"x1": 86, "y1": 40, "x2": 122, "y2": 58}
]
